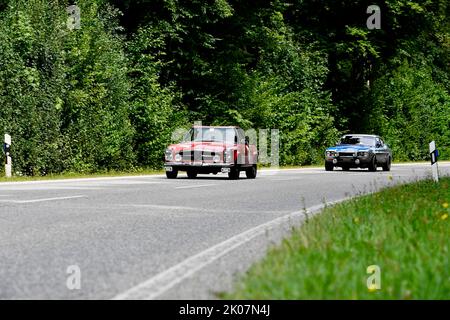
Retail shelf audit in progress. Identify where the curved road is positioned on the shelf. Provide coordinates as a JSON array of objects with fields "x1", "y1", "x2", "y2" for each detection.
[{"x1": 0, "y1": 163, "x2": 448, "y2": 299}]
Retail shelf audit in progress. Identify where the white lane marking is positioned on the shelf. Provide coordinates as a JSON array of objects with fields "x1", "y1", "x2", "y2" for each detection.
[
  {"x1": 175, "y1": 184, "x2": 216, "y2": 190},
  {"x1": 131, "y1": 204, "x2": 202, "y2": 211},
  {"x1": 0, "y1": 175, "x2": 167, "y2": 186},
  {"x1": 125, "y1": 204, "x2": 290, "y2": 215},
  {"x1": 112, "y1": 199, "x2": 346, "y2": 300},
  {"x1": 95, "y1": 181, "x2": 163, "y2": 185},
  {"x1": 0, "y1": 195, "x2": 86, "y2": 204},
  {"x1": 269, "y1": 178, "x2": 302, "y2": 181},
  {"x1": 0, "y1": 186, "x2": 101, "y2": 191},
  {"x1": 393, "y1": 162, "x2": 450, "y2": 167}
]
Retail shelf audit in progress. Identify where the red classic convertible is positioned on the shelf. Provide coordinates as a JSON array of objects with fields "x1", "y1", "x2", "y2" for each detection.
[{"x1": 164, "y1": 126, "x2": 258, "y2": 179}]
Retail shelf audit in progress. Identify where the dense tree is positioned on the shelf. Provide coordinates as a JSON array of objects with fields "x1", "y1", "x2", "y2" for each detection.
[
  {"x1": 0, "y1": 0, "x2": 135, "y2": 174},
  {"x1": 368, "y1": 61, "x2": 450, "y2": 160}
]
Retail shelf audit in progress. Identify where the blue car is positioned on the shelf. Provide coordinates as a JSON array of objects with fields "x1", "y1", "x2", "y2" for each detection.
[{"x1": 325, "y1": 134, "x2": 392, "y2": 171}]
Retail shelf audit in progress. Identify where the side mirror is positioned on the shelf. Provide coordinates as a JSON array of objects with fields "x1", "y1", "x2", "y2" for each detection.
[{"x1": 245, "y1": 136, "x2": 249, "y2": 145}]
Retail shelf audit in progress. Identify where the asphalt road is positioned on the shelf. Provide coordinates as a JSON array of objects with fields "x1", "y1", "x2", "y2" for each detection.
[{"x1": 0, "y1": 163, "x2": 449, "y2": 299}]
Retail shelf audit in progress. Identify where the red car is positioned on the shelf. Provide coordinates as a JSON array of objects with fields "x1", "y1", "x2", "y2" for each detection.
[{"x1": 164, "y1": 126, "x2": 258, "y2": 179}]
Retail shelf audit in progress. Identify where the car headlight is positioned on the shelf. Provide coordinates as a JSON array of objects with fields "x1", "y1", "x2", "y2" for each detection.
[
  {"x1": 224, "y1": 149, "x2": 233, "y2": 163},
  {"x1": 165, "y1": 149, "x2": 173, "y2": 161},
  {"x1": 174, "y1": 153, "x2": 182, "y2": 162},
  {"x1": 213, "y1": 154, "x2": 220, "y2": 163},
  {"x1": 326, "y1": 151, "x2": 336, "y2": 157},
  {"x1": 357, "y1": 151, "x2": 369, "y2": 157}
]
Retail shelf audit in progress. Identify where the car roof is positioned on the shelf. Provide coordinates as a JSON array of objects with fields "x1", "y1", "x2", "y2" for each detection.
[
  {"x1": 192, "y1": 126, "x2": 240, "y2": 129},
  {"x1": 342, "y1": 134, "x2": 379, "y2": 138}
]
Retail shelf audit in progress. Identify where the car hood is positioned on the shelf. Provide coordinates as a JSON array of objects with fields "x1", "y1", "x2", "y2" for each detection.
[
  {"x1": 326, "y1": 144, "x2": 372, "y2": 152},
  {"x1": 168, "y1": 141, "x2": 234, "y2": 152}
]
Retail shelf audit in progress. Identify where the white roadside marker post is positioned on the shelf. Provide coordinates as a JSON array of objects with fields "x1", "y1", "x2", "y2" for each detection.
[
  {"x1": 4, "y1": 134, "x2": 12, "y2": 178},
  {"x1": 429, "y1": 141, "x2": 439, "y2": 182}
]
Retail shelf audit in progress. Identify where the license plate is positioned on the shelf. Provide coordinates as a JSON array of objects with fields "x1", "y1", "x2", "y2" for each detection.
[
  {"x1": 221, "y1": 167, "x2": 230, "y2": 173},
  {"x1": 164, "y1": 166, "x2": 172, "y2": 172}
]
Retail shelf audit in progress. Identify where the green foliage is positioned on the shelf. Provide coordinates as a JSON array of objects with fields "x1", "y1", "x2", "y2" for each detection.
[
  {"x1": 126, "y1": 25, "x2": 186, "y2": 168},
  {"x1": 240, "y1": 8, "x2": 339, "y2": 165},
  {"x1": 61, "y1": 0, "x2": 135, "y2": 172},
  {"x1": 368, "y1": 61, "x2": 450, "y2": 161},
  {"x1": 0, "y1": 0, "x2": 182, "y2": 174},
  {"x1": 0, "y1": 0, "x2": 67, "y2": 175}
]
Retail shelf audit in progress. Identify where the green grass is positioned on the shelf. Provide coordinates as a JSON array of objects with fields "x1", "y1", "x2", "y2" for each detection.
[{"x1": 225, "y1": 178, "x2": 450, "y2": 299}]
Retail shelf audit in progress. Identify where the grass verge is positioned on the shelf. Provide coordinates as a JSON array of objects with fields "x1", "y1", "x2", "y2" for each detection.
[{"x1": 225, "y1": 178, "x2": 450, "y2": 299}]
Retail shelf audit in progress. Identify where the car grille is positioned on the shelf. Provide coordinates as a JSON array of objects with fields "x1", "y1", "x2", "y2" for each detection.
[
  {"x1": 178, "y1": 150, "x2": 217, "y2": 162},
  {"x1": 338, "y1": 152, "x2": 355, "y2": 157}
]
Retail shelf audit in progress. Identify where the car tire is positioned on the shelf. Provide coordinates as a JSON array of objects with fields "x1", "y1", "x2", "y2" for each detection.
[
  {"x1": 382, "y1": 156, "x2": 391, "y2": 171},
  {"x1": 245, "y1": 165, "x2": 257, "y2": 179},
  {"x1": 228, "y1": 167, "x2": 240, "y2": 180},
  {"x1": 325, "y1": 162, "x2": 334, "y2": 171},
  {"x1": 166, "y1": 170, "x2": 178, "y2": 179},
  {"x1": 368, "y1": 156, "x2": 377, "y2": 172},
  {"x1": 187, "y1": 170, "x2": 198, "y2": 179}
]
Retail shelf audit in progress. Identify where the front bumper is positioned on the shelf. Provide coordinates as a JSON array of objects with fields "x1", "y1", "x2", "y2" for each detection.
[
  {"x1": 164, "y1": 162, "x2": 235, "y2": 173},
  {"x1": 325, "y1": 156, "x2": 371, "y2": 167}
]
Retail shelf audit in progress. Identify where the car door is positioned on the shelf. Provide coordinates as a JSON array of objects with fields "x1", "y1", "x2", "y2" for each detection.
[
  {"x1": 374, "y1": 137, "x2": 382, "y2": 162},
  {"x1": 381, "y1": 139, "x2": 391, "y2": 162},
  {"x1": 236, "y1": 128, "x2": 248, "y2": 165},
  {"x1": 375, "y1": 138, "x2": 388, "y2": 163}
]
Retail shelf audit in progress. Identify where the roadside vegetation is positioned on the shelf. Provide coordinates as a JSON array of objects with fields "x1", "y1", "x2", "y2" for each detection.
[
  {"x1": 226, "y1": 177, "x2": 450, "y2": 299},
  {"x1": 0, "y1": 0, "x2": 449, "y2": 176}
]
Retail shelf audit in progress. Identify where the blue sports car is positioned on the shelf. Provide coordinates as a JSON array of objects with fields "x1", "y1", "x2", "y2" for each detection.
[{"x1": 325, "y1": 134, "x2": 392, "y2": 171}]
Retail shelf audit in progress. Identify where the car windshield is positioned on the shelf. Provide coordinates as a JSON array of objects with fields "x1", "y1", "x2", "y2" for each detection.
[
  {"x1": 183, "y1": 128, "x2": 236, "y2": 143},
  {"x1": 339, "y1": 136, "x2": 376, "y2": 146}
]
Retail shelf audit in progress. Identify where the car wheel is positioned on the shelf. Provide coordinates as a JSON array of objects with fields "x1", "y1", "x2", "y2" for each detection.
[
  {"x1": 166, "y1": 170, "x2": 178, "y2": 179},
  {"x1": 228, "y1": 167, "x2": 240, "y2": 180},
  {"x1": 325, "y1": 162, "x2": 334, "y2": 171},
  {"x1": 245, "y1": 165, "x2": 257, "y2": 179},
  {"x1": 368, "y1": 156, "x2": 377, "y2": 172},
  {"x1": 382, "y1": 156, "x2": 391, "y2": 171},
  {"x1": 187, "y1": 170, "x2": 197, "y2": 179}
]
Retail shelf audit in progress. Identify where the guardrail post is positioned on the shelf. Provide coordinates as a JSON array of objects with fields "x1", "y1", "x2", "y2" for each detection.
[
  {"x1": 4, "y1": 134, "x2": 11, "y2": 178},
  {"x1": 429, "y1": 141, "x2": 439, "y2": 182}
]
